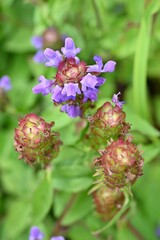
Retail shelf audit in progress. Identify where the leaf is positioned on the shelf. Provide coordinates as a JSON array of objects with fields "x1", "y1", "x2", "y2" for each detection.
[
  {"x1": 31, "y1": 177, "x2": 53, "y2": 223},
  {"x1": 53, "y1": 176, "x2": 92, "y2": 193},
  {"x1": 132, "y1": 0, "x2": 160, "y2": 121},
  {"x1": 53, "y1": 191, "x2": 93, "y2": 225},
  {"x1": 124, "y1": 105, "x2": 160, "y2": 139},
  {"x1": 4, "y1": 199, "x2": 31, "y2": 240},
  {"x1": 142, "y1": 143, "x2": 160, "y2": 163}
]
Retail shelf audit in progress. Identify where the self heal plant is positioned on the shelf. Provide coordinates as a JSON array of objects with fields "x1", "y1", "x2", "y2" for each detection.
[
  {"x1": 32, "y1": 37, "x2": 116, "y2": 118},
  {"x1": 0, "y1": 75, "x2": 12, "y2": 111},
  {"x1": 29, "y1": 226, "x2": 65, "y2": 240}
]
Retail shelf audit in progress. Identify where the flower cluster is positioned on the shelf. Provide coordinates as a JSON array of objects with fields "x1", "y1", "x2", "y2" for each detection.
[
  {"x1": 32, "y1": 37, "x2": 116, "y2": 118},
  {"x1": 29, "y1": 226, "x2": 65, "y2": 240},
  {"x1": 88, "y1": 93, "x2": 144, "y2": 220},
  {"x1": 14, "y1": 113, "x2": 62, "y2": 166},
  {"x1": 87, "y1": 92, "x2": 130, "y2": 149},
  {"x1": 31, "y1": 27, "x2": 64, "y2": 64}
]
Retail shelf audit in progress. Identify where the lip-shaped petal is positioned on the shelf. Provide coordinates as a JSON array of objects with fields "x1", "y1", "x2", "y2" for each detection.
[
  {"x1": 112, "y1": 92, "x2": 125, "y2": 108},
  {"x1": 31, "y1": 36, "x2": 43, "y2": 49},
  {"x1": 44, "y1": 48, "x2": 62, "y2": 67},
  {"x1": 61, "y1": 104, "x2": 81, "y2": 118},
  {"x1": 29, "y1": 226, "x2": 44, "y2": 240},
  {"x1": 102, "y1": 61, "x2": 116, "y2": 72},
  {"x1": 61, "y1": 83, "x2": 81, "y2": 97},
  {"x1": 81, "y1": 73, "x2": 98, "y2": 92},
  {"x1": 61, "y1": 37, "x2": 81, "y2": 58},
  {"x1": 33, "y1": 50, "x2": 47, "y2": 64},
  {"x1": 32, "y1": 75, "x2": 54, "y2": 95}
]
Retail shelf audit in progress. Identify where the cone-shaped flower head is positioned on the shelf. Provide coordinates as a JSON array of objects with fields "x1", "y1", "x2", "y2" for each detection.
[
  {"x1": 87, "y1": 94, "x2": 130, "y2": 149},
  {"x1": 14, "y1": 113, "x2": 62, "y2": 166},
  {"x1": 95, "y1": 138, "x2": 144, "y2": 188},
  {"x1": 93, "y1": 185, "x2": 125, "y2": 221},
  {"x1": 32, "y1": 37, "x2": 116, "y2": 118}
]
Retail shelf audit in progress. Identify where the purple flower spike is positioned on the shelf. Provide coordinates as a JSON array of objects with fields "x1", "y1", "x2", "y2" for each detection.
[
  {"x1": 61, "y1": 37, "x2": 81, "y2": 58},
  {"x1": 50, "y1": 237, "x2": 65, "y2": 240},
  {"x1": 81, "y1": 73, "x2": 98, "y2": 92},
  {"x1": 0, "y1": 75, "x2": 11, "y2": 91},
  {"x1": 33, "y1": 50, "x2": 47, "y2": 64},
  {"x1": 32, "y1": 75, "x2": 54, "y2": 95},
  {"x1": 31, "y1": 36, "x2": 43, "y2": 49},
  {"x1": 61, "y1": 104, "x2": 81, "y2": 118},
  {"x1": 103, "y1": 60, "x2": 116, "y2": 72},
  {"x1": 61, "y1": 83, "x2": 81, "y2": 97},
  {"x1": 112, "y1": 92, "x2": 125, "y2": 108},
  {"x1": 44, "y1": 48, "x2": 62, "y2": 67},
  {"x1": 29, "y1": 226, "x2": 44, "y2": 240}
]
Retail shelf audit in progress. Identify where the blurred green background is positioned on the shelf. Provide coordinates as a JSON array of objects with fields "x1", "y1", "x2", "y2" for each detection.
[{"x1": 0, "y1": 0, "x2": 160, "y2": 239}]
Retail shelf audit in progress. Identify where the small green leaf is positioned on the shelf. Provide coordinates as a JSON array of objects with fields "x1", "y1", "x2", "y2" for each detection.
[{"x1": 31, "y1": 177, "x2": 53, "y2": 223}]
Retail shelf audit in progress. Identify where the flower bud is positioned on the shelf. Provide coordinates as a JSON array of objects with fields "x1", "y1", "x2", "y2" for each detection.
[
  {"x1": 93, "y1": 185, "x2": 125, "y2": 221},
  {"x1": 87, "y1": 102, "x2": 130, "y2": 149},
  {"x1": 95, "y1": 138, "x2": 144, "y2": 188},
  {"x1": 14, "y1": 113, "x2": 62, "y2": 166}
]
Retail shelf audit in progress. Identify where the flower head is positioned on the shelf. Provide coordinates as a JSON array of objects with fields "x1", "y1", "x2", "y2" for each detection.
[
  {"x1": 29, "y1": 226, "x2": 44, "y2": 240},
  {"x1": 14, "y1": 113, "x2": 62, "y2": 166},
  {"x1": 0, "y1": 75, "x2": 11, "y2": 91},
  {"x1": 32, "y1": 37, "x2": 116, "y2": 118}
]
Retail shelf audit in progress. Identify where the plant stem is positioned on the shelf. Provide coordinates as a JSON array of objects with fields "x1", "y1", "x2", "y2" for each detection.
[
  {"x1": 127, "y1": 221, "x2": 145, "y2": 240},
  {"x1": 52, "y1": 193, "x2": 78, "y2": 235}
]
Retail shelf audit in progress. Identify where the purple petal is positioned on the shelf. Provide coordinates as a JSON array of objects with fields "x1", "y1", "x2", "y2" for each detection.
[
  {"x1": 51, "y1": 85, "x2": 67, "y2": 103},
  {"x1": 102, "y1": 60, "x2": 116, "y2": 72},
  {"x1": 33, "y1": 50, "x2": 47, "y2": 64},
  {"x1": 61, "y1": 83, "x2": 81, "y2": 97},
  {"x1": 81, "y1": 73, "x2": 98, "y2": 92},
  {"x1": 50, "y1": 237, "x2": 65, "y2": 240},
  {"x1": 61, "y1": 37, "x2": 81, "y2": 58},
  {"x1": 0, "y1": 75, "x2": 11, "y2": 91},
  {"x1": 31, "y1": 36, "x2": 43, "y2": 49},
  {"x1": 29, "y1": 226, "x2": 44, "y2": 240},
  {"x1": 32, "y1": 75, "x2": 54, "y2": 95},
  {"x1": 96, "y1": 77, "x2": 106, "y2": 87},
  {"x1": 112, "y1": 92, "x2": 125, "y2": 108},
  {"x1": 61, "y1": 104, "x2": 81, "y2": 118},
  {"x1": 83, "y1": 88, "x2": 98, "y2": 102},
  {"x1": 87, "y1": 56, "x2": 103, "y2": 72},
  {"x1": 44, "y1": 48, "x2": 62, "y2": 67}
]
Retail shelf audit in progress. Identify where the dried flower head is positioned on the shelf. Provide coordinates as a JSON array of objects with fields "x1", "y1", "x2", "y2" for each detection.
[
  {"x1": 14, "y1": 113, "x2": 62, "y2": 167},
  {"x1": 95, "y1": 138, "x2": 144, "y2": 188}
]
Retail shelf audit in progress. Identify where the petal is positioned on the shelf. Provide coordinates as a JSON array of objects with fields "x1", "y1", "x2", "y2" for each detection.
[
  {"x1": 96, "y1": 77, "x2": 106, "y2": 87},
  {"x1": 29, "y1": 226, "x2": 44, "y2": 240},
  {"x1": 44, "y1": 48, "x2": 62, "y2": 67},
  {"x1": 50, "y1": 237, "x2": 65, "y2": 240},
  {"x1": 61, "y1": 104, "x2": 81, "y2": 118},
  {"x1": 61, "y1": 37, "x2": 81, "y2": 58},
  {"x1": 81, "y1": 73, "x2": 98, "y2": 92},
  {"x1": 0, "y1": 75, "x2": 11, "y2": 91},
  {"x1": 33, "y1": 50, "x2": 47, "y2": 64},
  {"x1": 112, "y1": 92, "x2": 125, "y2": 108},
  {"x1": 87, "y1": 56, "x2": 103, "y2": 72},
  {"x1": 31, "y1": 36, "x2": 43, "y2": 49},
  {"x1": 61, "y1": 83, "x2": 81, "y2": 97},
  {"x1": 32, "y1": 76, "x2": 54, "y2": 95},
  {"x1": 102, "y1": 60, "x2": 116, "y2": 72}
]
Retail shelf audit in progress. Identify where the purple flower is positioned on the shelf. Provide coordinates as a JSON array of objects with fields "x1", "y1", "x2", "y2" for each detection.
[
  {"x1": 83, "y1": 88, "x2": 98, "y2": 102},
  {"x1": 61, "y1": 104, "x2": 81, "y2": 118},
  {"x1": 96, "y1": 77, "x2": 106, "y2": 87},
  {"x1": 32, "y1": 75, "x2": 54, "y2": 95},
  {"x1": 33, "y1": 50, "x2": 47, "y2": 64},
  {"x1": 61, "y1": 37, "x2": 81, "y2": 58},
  {"x1": 44, "y1": 49, "x2": 62, "y2": 67},
  {"x1": 50, "y1": 237, "x2": 65, "y2": 240},
  {"x1": 61, "y1": 83, "x2": 81, "y2": 97},
  {"x1": 112, "y1": 92, "x2": 125, "y2": 108},
  {"x1": 0, "y1": 75, "x2": 11, "y2": 91},
  {"x1": 31, "y1": 36, "x2": 43, "y2": 49},
  {"x1": 29, "y1": 226, "x2": 44, "y2": 240},
  {"x1": 51, "y1": 85, "x2": 65, "y2": 103},
  {"x1": 87, "y1": 56, "x2": 116, "y2": 73},
  {"x1": 81, "y1": 73, "x2": 98, "y2": 92}
]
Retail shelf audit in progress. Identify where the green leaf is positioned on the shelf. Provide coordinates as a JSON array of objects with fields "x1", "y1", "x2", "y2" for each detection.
[
  {"x1": 124, "y1": 105, "x2": 160, "y2": 139},
  {"x1": 31, "y1": 177, "x2": 53, "y2": 223},
  {"x1": 53, "y1": 176, "x2": 92, "y2": 193},
  {"x1": 68, "y1": 225, "x2": 97, "y2": 240},
  {"x1": 53, "y1": 191, "x2": 93, "y2": 225},
  {"x1": 132, "y1": 0, "x2": 160, "y2": 121},
  {"x1": 4, "y1": 199, "x2": 31, "y2": 240},
  {"x1": 142, "y1": 143, "x2": 160, "y2": 163}
]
